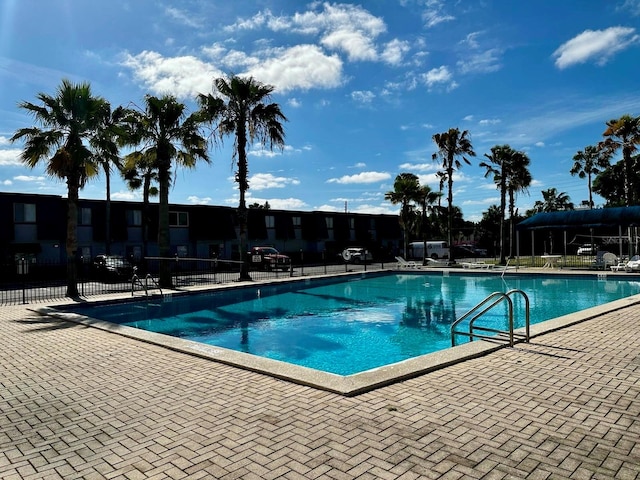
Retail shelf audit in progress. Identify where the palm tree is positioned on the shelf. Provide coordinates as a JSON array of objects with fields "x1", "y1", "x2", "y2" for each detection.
[
  {"x1": 10, "y1": 79, "x2": 105, "y2": 297},
  {"x1": 432, "y1": 128, "x2": 476, "y2": 263},
  {"x1": 385, "y1": 173, "x2": 421, "y2": 259},
  {"x1": 198, "y1": 75, "x2": 287, "y2": 281},
  {"x1": 415, "y1": 184, "x2": 441, "y2": 264},
  {"x1": 122, "y1": 95, "x2": 209, "y2": 287},
  {"x1": 121, "y1": 150, "x2": 159, "y2": 258},
  {"x1": 600, "y1": 114, "x2": 640, "y2": 206},
  {"x1": 570, "y1": 145, "x2": 611, "y2": 209},
  {"x1": 91, "y1": 104, "x2": 126, "y2": 255},
  {"x1": 506, "y1": 150, "x2": 531, "y2": 258},
  {"x1": 479, "y1": 145, "x2": 510, "y2": 264},
  {"x1": 532, "y1": 188, "x2": 574, "y2": 213}
]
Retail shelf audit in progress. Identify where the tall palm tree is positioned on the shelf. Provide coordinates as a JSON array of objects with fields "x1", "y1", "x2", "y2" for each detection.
[
  {"x1": 506, "y1": 150, "x2": 531, "y2": 258},
  {"x1": 479, "y1": 145, "x2": 510, "y2": 264},
  {"x1": 570, "y1": 145, "x2": 611, "y2": 209},
  {"x1": 198, "y1": 75, "x2": 287, "y2": 280},
  {"x1": 385, "y1": 173, "x2": 421, "y2": 259},
  {"x1": 122, "y1": 95, "x2": 209, "y2": 287},
  {"x1": 601, "y1": 114, "x2": 640, "y2": 206},
  {"x1": 415, "y1": 184, "x2": 441, "y2": 264},
  {"x1": 121, "y1": 150, "x2": 159, "y2": 258},
  {"x1": 432, "y1": 128, "x2": 476, "y2": 263},
  {"x1": 90, "y1": 104, "x2": 126, "y2": 255},
  {"x1": 11, "y1": 79, "x2": 105, "y2": 297}
]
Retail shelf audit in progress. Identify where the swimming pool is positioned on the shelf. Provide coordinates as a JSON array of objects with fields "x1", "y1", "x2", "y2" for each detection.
[{"x1": 56, "y1": 271, "x2": 640, "y2": 380}]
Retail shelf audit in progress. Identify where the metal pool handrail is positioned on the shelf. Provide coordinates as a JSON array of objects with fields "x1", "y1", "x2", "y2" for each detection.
[
  {"x1": 131, "y1": 268, "x2": 163, "y2": 297},
  {"x1": 451, "y1": 289, "x2": 530, "y2": 347}
]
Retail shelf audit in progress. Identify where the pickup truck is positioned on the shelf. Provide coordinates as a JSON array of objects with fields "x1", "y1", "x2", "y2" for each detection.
[{"x1": 248, "y1": 246, "x2": 291, "y2": 271}]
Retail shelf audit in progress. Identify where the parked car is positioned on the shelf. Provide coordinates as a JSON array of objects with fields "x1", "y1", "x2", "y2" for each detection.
[
  {"x1": 248, "y1": 246, "x2": 291, "y2": 271},
  {"x1": 340, "y1": 247, "x2": 372, "y2": 263},
  {"x1": 92, "y1": 254, "x2": 134, "y2": 280},
  {"x1": 577, "y1": 244, "x2": 598, "y2": 256}
]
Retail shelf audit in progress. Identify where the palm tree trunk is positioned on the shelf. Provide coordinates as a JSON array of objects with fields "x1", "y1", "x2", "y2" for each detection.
[
  {"x1": 105, "y1": 167, "x2": 111, "y2": 255},
  {"x1": 66, "y1": 176, "x2": 80, "y2": 297},
  {"x1": 447, "y1": 166, "x2": 455, "y2": 263},
  {"x1": 237, "y1": 124, "x2": 252, "y2": 281},
  {"x1": 157, "y1": 158, "x2": 172, "y2": 288}
]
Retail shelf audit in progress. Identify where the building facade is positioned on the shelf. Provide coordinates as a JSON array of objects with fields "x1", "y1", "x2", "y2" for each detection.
[{"x1": 1, "y1": 192, "x2": 402, "y2": 265}]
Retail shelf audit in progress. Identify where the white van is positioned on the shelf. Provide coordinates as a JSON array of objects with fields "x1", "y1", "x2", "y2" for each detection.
[{"x1": 408, "y1": 241, "x2": 450, "y2": 260}]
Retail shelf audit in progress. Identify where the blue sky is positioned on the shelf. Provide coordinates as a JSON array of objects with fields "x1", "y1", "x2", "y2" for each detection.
[{"x1": 1, "y1": 0, "x2": 639, "y2": 222}]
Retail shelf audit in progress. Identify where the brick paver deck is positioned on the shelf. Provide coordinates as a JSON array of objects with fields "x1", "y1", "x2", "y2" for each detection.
[{"x1": 1, "y1": 294, "x2": 639, "y2": 479}]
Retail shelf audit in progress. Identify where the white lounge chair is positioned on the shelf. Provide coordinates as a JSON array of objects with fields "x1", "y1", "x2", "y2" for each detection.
[
  {"x1": 461, "y1": 261, "x2": 493, "y2": 269},
  {"x1": 395, "y1": 256, "x2": 420, "y2": 268},
  {"x1": 625, "y1": 255, "x2": 640, "y2": 272},
  {"x1": 610, "y1": 262, "x2": 627, "y2": 272}
]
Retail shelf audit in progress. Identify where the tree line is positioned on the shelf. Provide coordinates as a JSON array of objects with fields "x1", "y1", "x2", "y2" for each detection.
[
  {"x1": 386, "y1": 114, "x2": 640, "y2": 264},
  {"x1": 11, "y1": 76, "x2": 287, "y2": 295}
]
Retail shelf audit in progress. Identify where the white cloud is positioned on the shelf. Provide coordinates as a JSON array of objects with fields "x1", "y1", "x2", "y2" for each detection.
[
  {"x1": 422, "y1": 1, "x2": 455, "y2": 28},
  {"x1": 479, "y1": 118, "x2": 501, "y2": 125},
  {"x1": 351, "y1": 90, "x2": 375, "y2": 104},
  {"x1": 246, "y1": 45, "x2": 344, "y2": 92},
  {"x1": 14, "y1": 175, "x2": 45, "y2": 182},
  {"x1": 2, "y1": 179, "x2": 12, "y2": 185},
  {"x1": 121, "y1": 50, "x2": 222, "y2": 98},
  {"x1": 0, "y1": 148, "x2": 22, "y2": 166},
  {"x1": 422, "y1": 66, "x2": 458, "y2": 91},
  {"x1": 327, "y1": 171, "x2": 391, "y2": 184},
  {"x1": 249, "y1": 173, "x2": 300, "y2": 191},
  {"x1": 618, "y1": 0, "x2": 640, "y2": 15},
  {"x1": 553, "y1": 26, "x2": 639, "y2": 69},
  {"x1": 398, "y1": 162, "x2": 438, "y2": 172},
  {"x1": 0, "y1": 135, "x2": 11, "y2": 146},
  {"x1": 457, "y1": 48, "x2": 502, "y2": 74},
  {"x1": 165, "y1": 7, "x2": 203, "y2": 29},
  {"x1": 381, "y1": 39, "x2": 411, "y2": 65},
  {"x1": 111, "y1": 190, "x2": 140, "y2": 201},
  {"x1": 187, "y1": 196, "x2": 212, "y2": 205}
]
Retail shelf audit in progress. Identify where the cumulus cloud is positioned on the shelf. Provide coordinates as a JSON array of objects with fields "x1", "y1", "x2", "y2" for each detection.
[
  {"x1": 246, "y1": 45, "x2": 344, "y2": 92},
  {"x1": 165, "y1": 7, "x2": 203, "y2": 29},
  {"x1": 381, "y1": 39, "x2": 411, "y2": 65},
  {"x1": 187, "y1": 196, "x2": 212, "y2": 205},
  {"x1": 553, "y1": 26, "x2": 639, "y2": 69},
  {"x1": 249, "y1": 173, "x2": 300, "y2": 190},
  {"x1": 422, "y1": 66, "x2": 458, "y2": 91},
  {"x1": 0, "y1": 149, "x2": 23, "y2": 166},
  {"x1": 327, "y1": 171, "x2": 391, "y2": 184},
  {"x1": 121, "y1": 51, "x2": 222, "y2": 98}
]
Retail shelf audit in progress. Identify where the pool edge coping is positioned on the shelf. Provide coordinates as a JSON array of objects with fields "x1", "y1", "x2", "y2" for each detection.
[{"x1": 32, "y1": 271, "x2": 640, "y2": 396}]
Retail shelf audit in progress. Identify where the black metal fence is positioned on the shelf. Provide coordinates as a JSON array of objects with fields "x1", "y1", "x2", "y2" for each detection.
[{"x1": 0, "y1": 256, "x2": 387, "y2": 306}]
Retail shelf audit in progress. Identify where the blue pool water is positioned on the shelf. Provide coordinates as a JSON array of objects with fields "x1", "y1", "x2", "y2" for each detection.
[{"x1": 63, "y1": 273, "x2": 640, "y2": 375}]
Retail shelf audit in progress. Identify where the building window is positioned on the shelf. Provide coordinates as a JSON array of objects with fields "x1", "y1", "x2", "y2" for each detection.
[
  {"x1": 169, "y1": 211, "x2": 189, "y2": 227},
  {"x1": 265, "y1": 215, "x2": 275, "y2": 228},
  {"x1": 14, "y1": 203, "x2": 36, "y2": 223},
  {"x1": 325, "y1": 217, "x2": 334, "y2": 229},
  {"x1": 79, "y1": 207, "x2": 91, "y2": 226},
  {"x1": 292, "y1": 216, "x2": 301, "y2": 228},
  {"x1": 127, "y1": 209, "x2": 142, "y2": 226}
]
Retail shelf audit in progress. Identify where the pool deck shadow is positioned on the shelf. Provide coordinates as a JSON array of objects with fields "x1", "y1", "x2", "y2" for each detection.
[{"x1": 2, "y1": 267, "x2": 640, "y2": 479}]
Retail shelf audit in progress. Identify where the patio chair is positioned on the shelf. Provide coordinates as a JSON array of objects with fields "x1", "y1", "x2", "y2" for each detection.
[
  {"x1": 395, "y1": 256, "x2": 420, "y2": 269},
  {"x1": 592, "y1": 251, "x2": 617, "y2": 270},
  {"x1": 625, "y1": 255, "x2": 640, "y2": 272}
]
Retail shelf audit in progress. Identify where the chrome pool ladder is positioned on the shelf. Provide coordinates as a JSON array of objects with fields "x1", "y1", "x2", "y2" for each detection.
[
  {"x1": 131, "y1": 267, "x2": 163, "y2": 297},
  {"x1": 451, "y1": 289, "x2": 530, "y2": 347}
]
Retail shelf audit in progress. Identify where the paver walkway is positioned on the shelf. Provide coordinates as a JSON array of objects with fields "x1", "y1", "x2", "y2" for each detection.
[{"x1": 1, "y1": 298, "x2": 639, "y2": 479}]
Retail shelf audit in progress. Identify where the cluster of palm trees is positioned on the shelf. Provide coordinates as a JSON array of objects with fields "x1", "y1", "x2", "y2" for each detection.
[
  {"x1": 386, "y1": 114, "x2": 639, "y2": 265},
  {"x1": 11, "y1": 76, "x2": 287, "y2": 295}
]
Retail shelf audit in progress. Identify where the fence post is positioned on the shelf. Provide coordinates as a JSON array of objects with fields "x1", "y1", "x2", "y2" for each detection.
[
  {"x1": 323, "y1": 250, "x2": 327, "y2": 275},
  {"x1": 21, "y1": 257, "x2": 27, "y2": 305}
]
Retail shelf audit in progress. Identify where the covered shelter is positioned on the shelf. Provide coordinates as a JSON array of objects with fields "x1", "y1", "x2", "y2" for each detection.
[{"x1": 516, "y1": 206, "x2": 640, "y2": 261}]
